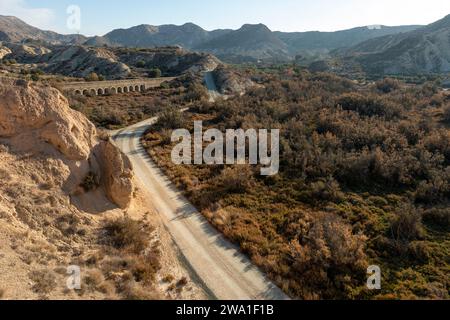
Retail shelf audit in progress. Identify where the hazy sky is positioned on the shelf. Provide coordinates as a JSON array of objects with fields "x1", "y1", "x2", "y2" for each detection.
[{"x1": 1, "y1": 0, "x2": 450, "y2": 36}]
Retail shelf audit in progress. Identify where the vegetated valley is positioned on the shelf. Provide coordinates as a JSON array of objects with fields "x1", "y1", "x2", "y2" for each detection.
[{"x1": 143, "y1": 68, "x2": 450, "y2": 299}]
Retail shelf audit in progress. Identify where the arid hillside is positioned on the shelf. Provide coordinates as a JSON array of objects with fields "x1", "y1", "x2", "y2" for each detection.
[{"x1": 0, "y1": 79, "x2": 204, "y2": 300}]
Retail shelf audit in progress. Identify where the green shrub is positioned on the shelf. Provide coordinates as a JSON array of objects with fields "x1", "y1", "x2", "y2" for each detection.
[
  {"x1": 148, "y1": 68, "x2": 162, "y2": 78},
  {"x1": 85, "y1": 72, "x2": 99, "y2": 82}
]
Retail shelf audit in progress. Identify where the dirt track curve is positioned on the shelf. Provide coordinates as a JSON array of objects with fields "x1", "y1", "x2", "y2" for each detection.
[{"x1": 112, "y1": 116, "x2": 289, "y2": 300}]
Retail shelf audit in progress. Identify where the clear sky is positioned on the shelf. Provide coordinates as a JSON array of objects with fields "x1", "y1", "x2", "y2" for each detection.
[{"x1": 1, "y1": 0, "x2": 450, "y2": 36}]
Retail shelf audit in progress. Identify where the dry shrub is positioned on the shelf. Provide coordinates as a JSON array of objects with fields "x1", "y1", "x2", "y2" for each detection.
[
  {"x1": 81, "y1": 172, "x2": 100, "y2": 192},
  {"x1": 0, "y1": 288, "x2": 5, "y2": 299},
  {"x1": 130, "y1": 254, "x2": 161, "y2": 284},
  {"x1": 83, "y1": 269, "x2": 106, "y2": 293},
  {"x1": 309, "y1": 177, "x2": 344, "y2": 202},
  {"x1": 176, "y1": 277, "x2": 188, "y2": 287},
  {"x1": 154, "y1": 108, "x2": 185, "y2": 130},
  {"x1": 422, "y1": 207, "x2": 450, "y2": 229},
  {"x1": 443, "y1": 104, "x2": 450, "y2": 123},
  {"x1": 121, "y1": 282, "x2": 163, "y2": 300},
  {"x1": 162, "y1": 275, "x2": 175, "y2": 283},
  {"x1": 376, "y1": 78, "x2": 401, "y2": 93},
  {"x1": 100, "y1": 217, "x2": 162, "y2": 299},
  {"x1": 216, "y1": 166, "x2": 254, "y2": 193},
  {"x1": 336, "y1": 92, "x2": 402, "y2": 118},
  {"x1": 289, "y1": 212, "x2": 368, "y2": 299},
  {"x1": 159, "y1": 129, "x2": 173, "y2": 146},
  {"x1": 390, "y1": 205, "x2": 425, "y2": 242},
  {"x1": 29, "y1": 270, "x2": 57, "y2": 295}
]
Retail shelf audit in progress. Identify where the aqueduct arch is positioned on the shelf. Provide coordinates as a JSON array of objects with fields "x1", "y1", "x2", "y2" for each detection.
[{"x1": 62, "y1": 78, "x2": 175, "y2": 97}]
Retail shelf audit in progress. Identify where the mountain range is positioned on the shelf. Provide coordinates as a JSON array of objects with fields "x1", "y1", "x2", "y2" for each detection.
[
  {"x1": 1, "y1": 14, "x2": 450, "y2": 75},
  {"x1": 88, "y1": 21, "x2": 422, "y2": 63}
]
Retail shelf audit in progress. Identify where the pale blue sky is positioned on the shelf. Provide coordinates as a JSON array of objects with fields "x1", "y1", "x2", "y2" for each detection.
[{"x1": 1, "y1": 0, "x2": 450, "y2": 36}]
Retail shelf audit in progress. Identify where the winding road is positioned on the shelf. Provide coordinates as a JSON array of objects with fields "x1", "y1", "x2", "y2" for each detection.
[{"x1": 111, "y1": 73, "x2": 288, "y2": 300}]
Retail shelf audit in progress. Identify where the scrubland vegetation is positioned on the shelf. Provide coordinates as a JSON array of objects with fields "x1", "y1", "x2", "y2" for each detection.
[
  {"x1": 143, "y1": 70, "x2": 449, "y2": 299},
  {"x1": 68, "y1": 77, "x2": 207, "y2": 129}
]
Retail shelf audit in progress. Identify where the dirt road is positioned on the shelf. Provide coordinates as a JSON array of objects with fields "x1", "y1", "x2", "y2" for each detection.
[{"x1": 112, "y1": 118, "x2": 289, "y2": 300}]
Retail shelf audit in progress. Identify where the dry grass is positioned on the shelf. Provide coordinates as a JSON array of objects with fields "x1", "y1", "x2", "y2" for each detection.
[{"x1": 29, "y1": 270, "x2": 57, "y2": 295}]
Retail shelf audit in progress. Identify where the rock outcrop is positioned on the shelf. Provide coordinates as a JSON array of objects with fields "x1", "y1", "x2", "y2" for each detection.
[
  {"x1": 212, "y1": 65, "x2": 255, "y2": 95},
  {"x1": 0, "y1": 79, "x2": 134, "y2": 208},
  {"x1": 97, "y1": 140, "x2": 134, "y2": 209}
]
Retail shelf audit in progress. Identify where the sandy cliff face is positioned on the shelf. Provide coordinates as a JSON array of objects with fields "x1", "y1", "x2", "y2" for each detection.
[
  {"x1": 0, "y1": 80, "x2": 133, "y2": 206},
  {"x1": 0, "y1": 79, "x2": 133, "y2": 299}
]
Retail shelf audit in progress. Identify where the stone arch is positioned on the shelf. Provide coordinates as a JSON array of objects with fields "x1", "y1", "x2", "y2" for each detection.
[
  {"x1": 117, "y1": 87, "x2": 123, "y2": 93},
  {"x1": 110, "y1": 87, "x2": 117, "y2": 94},
  {"x1": 123, "y1": 87, "x2": 129, "y2": 93},
  {"x1": 104, "y1": 88, "x2": 110, "y2": 95},
  {"x1": 90, "y1": 89, "x2": 97, "y2": 96},
  {"x1": 74, "y1": 90, "x2": 81, "y2": 95},
  {"x1": 135, "y1": 85, "x2": 140, "y2": 92},
  {"x1": 129, "y1": 86, "x2": 134, "y2": 92},
  {"x1": 97, "y1": 88, "x2": 104, "y2": 95},
  {"x1": 140, "y1": 85, "x2": 145, "y2": 92},
  {"x1": 82, "y1": 89, "x2": 88, "y2": 95}
]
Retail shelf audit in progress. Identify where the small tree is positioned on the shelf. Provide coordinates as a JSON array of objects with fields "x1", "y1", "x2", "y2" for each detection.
[
  {"x1": 85, "y1": 72, "x2": 99, "y2": 82},
  {"x1": 148, "y1": 68, "x2": 162, "y2": 78}
]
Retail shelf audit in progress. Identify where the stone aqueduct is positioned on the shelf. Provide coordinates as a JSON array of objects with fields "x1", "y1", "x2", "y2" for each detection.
[{"x1": 62, "y1": 77, "x2": 175, "y2": 96}]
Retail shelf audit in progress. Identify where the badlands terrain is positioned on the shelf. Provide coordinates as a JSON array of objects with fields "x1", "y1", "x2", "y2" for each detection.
[{"x1": 0, "y1": 79, "x2": 205, "y2": 300}]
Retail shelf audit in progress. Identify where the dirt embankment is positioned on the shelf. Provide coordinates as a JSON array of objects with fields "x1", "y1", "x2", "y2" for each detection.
[{"x1": 0, "y1": 79, "x2": 205, "y2": 300}]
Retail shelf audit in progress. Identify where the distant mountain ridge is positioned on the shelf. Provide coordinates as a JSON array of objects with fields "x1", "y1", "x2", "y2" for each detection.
[
  {"x1": 336, "y1": 14, "x2": 450, "y2": 75},
  {"x1": 275, "y1": 25, "x2": 421, "y2": 53},
  {"x1": 0, "y1": 15, "x2": 86, "y2": 44},
  {"x1": 195, "y1": 24, "x2": 291, "y2": 62}
]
